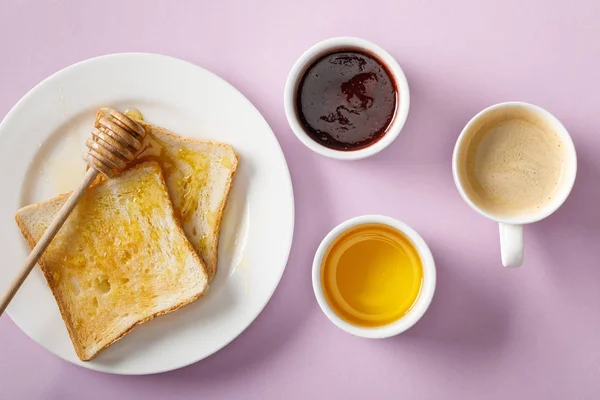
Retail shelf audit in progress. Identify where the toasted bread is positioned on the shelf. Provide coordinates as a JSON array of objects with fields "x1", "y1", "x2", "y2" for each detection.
[
  {"x1": 95, "y1": 109, "x2": 238, "y2": 281},
  {"x1": 15, "y1": 162, "x2": 209, "y2": 361}
]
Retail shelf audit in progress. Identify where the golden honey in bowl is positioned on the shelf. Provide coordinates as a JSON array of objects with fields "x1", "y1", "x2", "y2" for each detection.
[{"x1": 321, "y1": 224, "x2": 423, "y2": 327}]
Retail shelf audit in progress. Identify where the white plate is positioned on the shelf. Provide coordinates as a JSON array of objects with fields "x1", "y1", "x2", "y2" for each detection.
[{"x1": 0, "y1": 53, "x2": 294, "y2": 375}]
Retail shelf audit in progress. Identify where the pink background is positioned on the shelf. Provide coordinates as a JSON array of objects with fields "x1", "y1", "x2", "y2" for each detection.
[{"x1": 1, "y1": 0, "x2": 600, "y2": 398}]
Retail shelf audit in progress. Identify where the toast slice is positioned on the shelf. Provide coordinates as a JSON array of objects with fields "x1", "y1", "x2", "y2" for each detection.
[
  {"x1": 15, "y1": 162, "x2": 209, "y2": 361},
  {"x1": 95, "y1": 109, "x2": 238, "y2": 281}
]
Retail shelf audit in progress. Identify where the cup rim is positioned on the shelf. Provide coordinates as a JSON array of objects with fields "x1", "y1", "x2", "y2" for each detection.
[
  {"x1": 284, "y1": 37, "x2": 410, "y2": 161},
  {"x1": 452, "y1": 101, "x2": 578, "y2": 225},
  {"x1": 311, "y1": 215, "x2": 436, "y2": 338}
]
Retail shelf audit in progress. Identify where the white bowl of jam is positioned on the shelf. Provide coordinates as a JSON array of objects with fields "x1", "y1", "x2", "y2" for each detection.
[
  {"x1": 284, "y1": 37, "x2": 410, "y2": 160},
  {"x1": 312, "y1": 215, "x2": 436, "y2": 338}
]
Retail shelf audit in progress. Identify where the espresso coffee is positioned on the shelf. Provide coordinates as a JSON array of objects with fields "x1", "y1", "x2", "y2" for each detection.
[{"x1": 458, "y1": 107, "x2": 566, "y2": 217}]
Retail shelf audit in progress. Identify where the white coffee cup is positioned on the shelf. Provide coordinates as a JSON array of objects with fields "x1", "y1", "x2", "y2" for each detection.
[{"x1": 452, "y1": 102, "x2": 577, "y2": 267}]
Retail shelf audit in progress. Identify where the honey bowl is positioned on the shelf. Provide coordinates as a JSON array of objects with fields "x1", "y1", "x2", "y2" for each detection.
[{"x1": 312, "y1": 215, "x2": 436, "y2": 338}]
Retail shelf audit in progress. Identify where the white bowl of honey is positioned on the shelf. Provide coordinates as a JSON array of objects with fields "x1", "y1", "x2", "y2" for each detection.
[{"x1": 312, "y1": 215, "x2": 436, "y2": 338}]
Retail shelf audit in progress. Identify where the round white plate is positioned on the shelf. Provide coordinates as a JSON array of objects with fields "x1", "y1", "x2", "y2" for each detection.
[{"x1": 0, "y1": 53, "x2": 294, "y2": 375}]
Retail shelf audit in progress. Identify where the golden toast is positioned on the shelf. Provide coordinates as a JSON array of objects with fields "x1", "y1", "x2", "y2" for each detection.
[
  {"x1": 95, "y1": 109, "x2": 239, "y2": 281},
  {"x1": 15, "y1": 162, "x2": 209, "y2": 361}
]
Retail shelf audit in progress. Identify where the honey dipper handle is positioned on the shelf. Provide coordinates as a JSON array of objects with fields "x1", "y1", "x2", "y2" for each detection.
[{"x1": 0, "y1": 168, "x2": 99, "y2": 317}]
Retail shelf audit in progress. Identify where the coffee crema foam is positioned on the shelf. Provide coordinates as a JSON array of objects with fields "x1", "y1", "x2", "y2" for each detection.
[{"x1": 459, "y1": 108, "x2": 566, "y2": 217}]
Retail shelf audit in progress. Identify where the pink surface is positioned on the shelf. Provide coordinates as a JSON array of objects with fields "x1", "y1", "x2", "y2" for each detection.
[{"x1": 1, "y1": 0, "x2": 599, "y2": 398}]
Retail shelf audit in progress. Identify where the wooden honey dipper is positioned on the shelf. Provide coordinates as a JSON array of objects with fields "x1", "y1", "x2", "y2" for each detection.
[{"x1": 0, "y1": 108, "x2": 145, "y2": 316}]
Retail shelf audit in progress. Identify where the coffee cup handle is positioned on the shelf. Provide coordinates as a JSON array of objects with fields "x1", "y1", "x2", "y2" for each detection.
[{"x1": 499, "y1": 223, "x2": 523, "y2": 267}]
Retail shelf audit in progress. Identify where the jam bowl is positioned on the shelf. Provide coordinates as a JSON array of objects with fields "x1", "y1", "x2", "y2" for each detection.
[{"x1": 284, "y1": 37, "x2": 410, "y2": 160}]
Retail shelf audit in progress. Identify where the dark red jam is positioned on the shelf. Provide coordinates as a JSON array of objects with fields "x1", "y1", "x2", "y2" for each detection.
[{"x1": 296, "y1": 51, "x2": 397, "y2": 151}]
